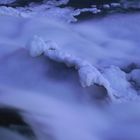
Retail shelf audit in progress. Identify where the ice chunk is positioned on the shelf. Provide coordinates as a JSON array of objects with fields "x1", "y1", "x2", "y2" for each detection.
[
  {"x1": 0, "y1": 6, "x2": 19, "y2": 17},
  {"x1": 26, "y1": 36, "x2": 114, "y2": 101},
  {"x1": 75, "y1": 8, "x2": 101, "y2": 15},
  {"x1": 26, "y1": 36, "x2": 139, "y2": 102},
  {"x1": 103, "y1": 66, "x2": 137, "y2": 101},
  {"x1": 26, "y1": 36, "x2": 46, "y2": 57}
]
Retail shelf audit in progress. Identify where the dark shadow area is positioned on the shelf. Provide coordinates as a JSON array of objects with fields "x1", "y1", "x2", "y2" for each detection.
[
  {"x1": 121, "y1": 63, "x2": 140, "y2": 73},
  {"x1": 0, "y1": 0, "x2": 120, "y2": 8},
  {"x1": 74, "y1": 11, "x2": 107, "y2": 21},
  {"x1": 67, "y1": 0, "x2": 120, "y2": 8},
  {"x1": 129, "y1": 79, "x2": 140, "y2": 92},
  {"x1": 85, "y1": 84, "x2": 109, "y2": 100},
  {"x1": 0, "y1": 0, "x2": 42, "y2": 7},
  {"x1": 0, "y1": 107, "x2": 35, "y2": 138}
]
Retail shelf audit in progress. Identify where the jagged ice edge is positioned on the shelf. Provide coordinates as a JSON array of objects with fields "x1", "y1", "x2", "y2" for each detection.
[{"x1": 26, "y1": 36, "x2": 140, "y2": 102}]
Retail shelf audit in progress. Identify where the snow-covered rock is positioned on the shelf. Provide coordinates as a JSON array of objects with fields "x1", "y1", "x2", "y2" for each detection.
[
  {"x1": 27, "y1": 36, "x2": 46, "y2": 57},
  {"x1": 0, "y1": 5, "x2": 79, "y2": 22},
  {"x1": 26, "y1": 36, "x2": 139, "y2": 102},
  {"x1": 103, "y1": 66, "x2": 137, "y2": 101}
]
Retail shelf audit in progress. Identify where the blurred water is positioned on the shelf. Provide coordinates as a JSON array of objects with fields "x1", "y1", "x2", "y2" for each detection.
[{"x1": 0, "y1": 8, "x2": 140, "y2": 140}]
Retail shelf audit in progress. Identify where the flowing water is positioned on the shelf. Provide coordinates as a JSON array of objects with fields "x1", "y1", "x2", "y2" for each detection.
[{"x1": 0, "y1": 4, "x2": 140, "y2": 140}]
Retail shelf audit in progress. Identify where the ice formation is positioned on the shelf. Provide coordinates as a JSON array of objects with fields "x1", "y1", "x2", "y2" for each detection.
[
  {"x1": 26, "y1": 36, "x2": 139, "y2": 102},
  {"x1": 75, "y1": 7, "x2": 101, "y2": 14},
  {"x1": 0, "y1": 5, "x2": 79, "y2": 22},
  {"x1": 1, "y1": 0, "x2": 140, "y2": 24},
  {"x1": 27, "y1": 35, "x2": 46, "y2": 57},
  {"x1": 0, "y1": 6, "x2": 20, "y2": 16},
  {"x1": 0, "y1": 5, "x2": 101, "y2": 22},
  {"x1": 103, "y1": 66, "x2": 138, "y2": 101}
]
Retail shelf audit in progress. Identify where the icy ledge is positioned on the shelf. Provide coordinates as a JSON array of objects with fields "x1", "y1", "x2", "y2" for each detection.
[
  {"x1": 26, "y1": 36, "x2": 139, "y2": 102},
  {"x1": 0, "y1": 5, "x2": 101, "y2": 22}
]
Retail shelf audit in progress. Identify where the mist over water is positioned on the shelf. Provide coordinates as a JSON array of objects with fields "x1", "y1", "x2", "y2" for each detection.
[{"x1": 0, "y1": 1, "x2": 140, "y2": 140}]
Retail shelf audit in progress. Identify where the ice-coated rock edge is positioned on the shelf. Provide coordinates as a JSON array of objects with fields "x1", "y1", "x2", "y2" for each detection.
[{"x1": 26, "y1": 35, "x2": 139, "y2": 102}]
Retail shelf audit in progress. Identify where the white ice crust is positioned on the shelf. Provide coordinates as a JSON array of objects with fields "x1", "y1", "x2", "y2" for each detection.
[{"x1": 27, "y1": 36, "x2": 139, "y2": 102}]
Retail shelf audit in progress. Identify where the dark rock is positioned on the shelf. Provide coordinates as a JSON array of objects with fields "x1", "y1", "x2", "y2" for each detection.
[
  {"x1": 0, "y1": 107, "x2": 35, "y2": 138},
  {"x1": 67, "y1": 0, "x2": 120, "y2": 8}
]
